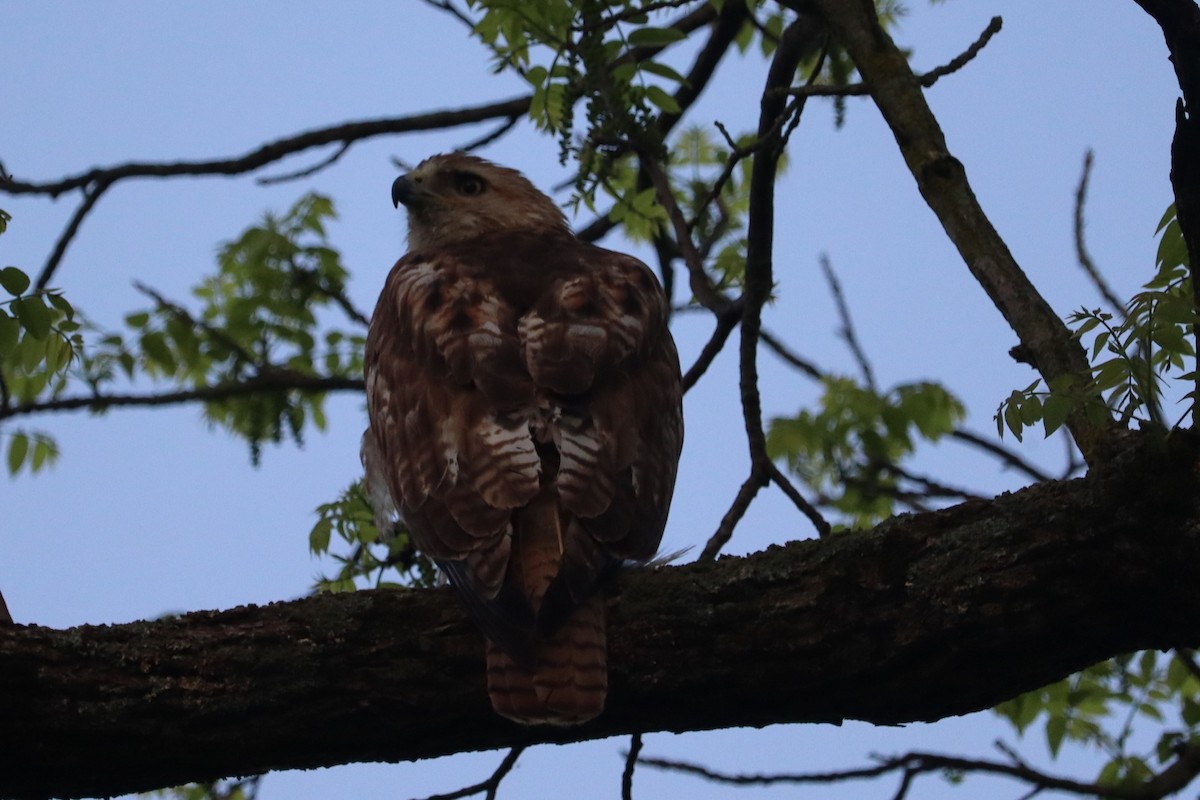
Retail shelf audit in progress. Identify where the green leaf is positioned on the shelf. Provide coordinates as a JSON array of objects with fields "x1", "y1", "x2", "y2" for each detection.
[
  {"x1": 1042, "y1": 393, "x2": 1072, "y2": 437},
  {"x1": 627, "y1": 26, "x2": 686, "y2": 47},
  {"x1": 124, "y1": 311, "x2": 151, "y2": 329},
  {"x1": 0, "y1": 311, "x2": 19, "y2": 359},
  {"x1": 30, "y1": 437, "x2": 53, "y2": 472},
  {"x1": 0, "y1": 266, "x2": 30, "y2": 297},
  {"x1": 1045, "y1": 714, "x2": 1067, "y2": 757},
  {"x1": 644, "y1": 84, "x2": 681, "y2": 114},
  {"x1": 309, "y1": 517, "x2": 333, "y2": 554},
  {"x1": 638, "y1": 60, "x2": 689, "y2": 85},
  {"x1": 7, "y1": 433, "x2": 29, "y2": 476},
  {"x1": 46, "y1": 292, "x2": 75, "y2": 321},
  {"x1": 12, "y1": 295, "x2": 52, "y2": 339}
]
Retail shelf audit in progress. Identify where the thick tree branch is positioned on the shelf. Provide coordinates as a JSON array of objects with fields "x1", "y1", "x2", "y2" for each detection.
[
  {"x1": 803, "y1": 0, "x2": 1113, "y2": 464},
  {"x1": 3, "y1": 432, "x2": 1198, "y2": 799},
  {"x1": 1130, "y1": 0, "x2": 1200, "y2": 429}
]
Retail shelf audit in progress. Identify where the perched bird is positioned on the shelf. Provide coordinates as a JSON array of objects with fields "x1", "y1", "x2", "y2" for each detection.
[{"x1": 362, "y1": 153, "x2": 683, "y2": 725}]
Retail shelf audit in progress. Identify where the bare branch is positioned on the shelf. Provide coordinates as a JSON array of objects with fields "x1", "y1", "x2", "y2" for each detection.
[
  {"x1": 621, "y1": 733, "x2": 643, "y2": 800},
  {"x1": 2, "y1": 98, "x2": 533, "y2": 200},
  {"x1": 639, "y1": 742, "x2": 1200, "y2": 800},
  {"x1": 256, "y1": 142, "x2": 352, "y2": 186},
  {"x1": 681, "y1": 302, "x2": 742, "y2": 391},
  {"x1": 821, "y1": 253, "x2": 876, "y2": 392},
  {"x1": 35, "y1": 178, "x2": 110, "y2": 290},
  {"x1": 417, "y1": 0, "x2": 476, "y2": 32},
  {"x1": 454, "y1": 115, "x2": 522, "y2": 154},
  {"x1": 805, "y1": 0, "x2": 1111, "y2": 464},
  {"x1": 409, "y1": 746, "x2": 526, "y2": 800},
  {"x1": 785, "y1": 16, "x2": 1004, "y2": 99},
  {"x1": 3, "y1": 97, "x2": 534, "y2": 291},
  {"x1": 766, "y1": 460, "x2": 831, "y2": 538},
  {"x1": 759, "y1": 328, "x2": 824, "y2": 380},
  {"x1": 948, "y1": 428, "x2": 1054, "y2": 484},
  {"x1": 1074, "y1": 149, "x2": 1126, "y2": 313},
  {"x1": 697, "y1": 470, "x2": 766, "y2": 561},
  {"x1": 0, "y1": 374, "x2": 364, "y2": 422}
]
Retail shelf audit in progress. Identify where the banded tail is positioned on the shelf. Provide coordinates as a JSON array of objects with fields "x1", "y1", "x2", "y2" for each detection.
[{"x1": 485, "y1": 492, "x2": 607, "y2": 725}]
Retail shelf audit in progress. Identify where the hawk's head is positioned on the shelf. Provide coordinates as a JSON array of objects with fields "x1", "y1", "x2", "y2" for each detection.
[{"x1": 393, "y1": 153, "x2": 569, "y2": 251}]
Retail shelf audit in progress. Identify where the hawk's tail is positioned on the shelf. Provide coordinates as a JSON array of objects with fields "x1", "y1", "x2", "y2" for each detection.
[
  {"x1": 486, "y1": 593, "x2": 607, "y2": 725},
  {"x1": 485, "y1": 490, "x2": 607, "y2": 725}
]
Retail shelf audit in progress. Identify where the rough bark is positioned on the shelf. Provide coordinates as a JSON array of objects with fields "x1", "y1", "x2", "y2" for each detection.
[{"x1": 1, "y1": 432, "x2": 1199, "y2": 799}]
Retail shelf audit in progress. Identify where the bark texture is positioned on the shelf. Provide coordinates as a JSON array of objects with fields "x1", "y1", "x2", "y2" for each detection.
[{"x1": 2, "y1": 432, "x2": 1200, "y2": 799}]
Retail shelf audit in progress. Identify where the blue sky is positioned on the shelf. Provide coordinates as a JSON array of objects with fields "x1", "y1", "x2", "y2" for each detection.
[{"x1": 0, "y1": 2, "x2": 1182, "y2": 798}]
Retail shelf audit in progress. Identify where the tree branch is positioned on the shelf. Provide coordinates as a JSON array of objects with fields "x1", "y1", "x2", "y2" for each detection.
[
  {"x1": 1074, "y1": 149, "x2": 1126, "y2": 313},
  {"x1": 1, "y1": 98, "x2": 534, "y2": 199},
  {"x1": 1130, "y1": 0, "x2": 1200, "y2": 430},
  {"x1": 1, "y1": 97, "x2": 533, "y2": 288},
  {"x1": 0, "y1": 374, "x2": 364, "y2": 422},
  {"x1": 803, "y1": 0, "x2": 1113, "y2": 465},
  {"x1": 639, "y1": 742, "x2": 1200, "y2": 799},
  {"x1": 2, "y1": 431, "x2": 1198, "y2": 799}
]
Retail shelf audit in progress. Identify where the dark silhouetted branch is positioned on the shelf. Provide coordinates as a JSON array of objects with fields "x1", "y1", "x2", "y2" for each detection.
[
  {"x1": 806, "y1": 0, "x2": 1111, "y2": 464},
  {"x1": 2, "y1": 430, "x2": 1199, "y2": 799},
  {"x1": 0, "y1": 374, "x2": 364, "y2": 422}
]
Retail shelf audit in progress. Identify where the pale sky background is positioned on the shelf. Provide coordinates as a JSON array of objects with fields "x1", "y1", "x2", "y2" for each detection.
[{"x1": 0, "y1": 2, "x2": 1183, "y2": 798}]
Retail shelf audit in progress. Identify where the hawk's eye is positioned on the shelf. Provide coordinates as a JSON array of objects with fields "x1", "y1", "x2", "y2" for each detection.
[{"x1": 455, "y1": 174, "x2": 487, "y2": 196}]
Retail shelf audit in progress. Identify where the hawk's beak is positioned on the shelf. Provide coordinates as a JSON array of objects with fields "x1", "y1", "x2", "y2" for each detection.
[{"x1": 392, "y1": 175, "x2": 423, "y2": 209}]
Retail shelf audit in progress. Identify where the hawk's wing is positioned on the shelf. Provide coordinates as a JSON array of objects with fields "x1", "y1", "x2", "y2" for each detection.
[{"x1": 363, "y1": 231, "x2": 682, "y2": 652}]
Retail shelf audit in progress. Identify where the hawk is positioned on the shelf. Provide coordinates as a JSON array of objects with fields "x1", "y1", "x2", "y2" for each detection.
[{"x1": 362, "y1": 153, "x2": 683, "y2": 725}]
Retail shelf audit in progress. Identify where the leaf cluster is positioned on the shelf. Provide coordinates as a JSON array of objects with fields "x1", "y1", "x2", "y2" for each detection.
[
  {"x1": 996, "y1": 651, "x2": 1200, "y2": 791},
  {"x1": 0, "y1": 252, "x2": 77, "y2": 475},
  {"x1": 767, "y1": 377, "x2": 964, "y2": 526},
  {"x1": 308, "y1": 480, "x2": 436, "y2": 592},
  {"x1": 78, "y1": 193, "x2": 366, "y2": 462},
  {"x1": 997, "y1": 203, "x2": 1198, "y2": 440}
]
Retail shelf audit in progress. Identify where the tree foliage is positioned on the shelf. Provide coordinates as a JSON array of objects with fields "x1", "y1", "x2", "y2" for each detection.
[{"x1": 3, "y1": 1, "x2": 1200, "y2": 798}]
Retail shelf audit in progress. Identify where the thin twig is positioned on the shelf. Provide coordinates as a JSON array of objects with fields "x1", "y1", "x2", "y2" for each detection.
[
  {"x1": 418, "y1": 0, "x2": 476, "y2": 31},
  {"x1": 256, "y1": 141, "x2": 352, "y2": 186},
  {"x1": 133, "y1": 281, "x2": 260, "y2": 367},
  {"x1": 621, "y1": 733, "x2": 643, "y2": 800},
  {"x1": 784, "y1": 16, "x2": 1003, "y2": 99},
  {"x1": 948, "y1": 428, "x2": 1054, "y2": 483},
  {"x1": 698, "y1": 470, "x2": 766, "y2": 561},
  {"x1": 1074, "y1": 149, "x2": 1125, "y2": 313},
  {"x1": 766, "y1": 460, "x2": 831, "y2": 537},
  {"x1": 455, "y1": 115, "x2": 522, "y2": 153},
  {"x1": 682, "y1": 302, "x2": 743, "y2": 391},
  {"x1": 821, "y1": 253, "x2": 876, "y2": 391},
  {"x1": 759, "y1": 329, "x2": 824, "y2": 379},
  {"x1": 409, "y1": 745, "x2": 527, "y2": 800},
  {"x1": 36, "y1": 178, "x2": 110, "y2": 290}
]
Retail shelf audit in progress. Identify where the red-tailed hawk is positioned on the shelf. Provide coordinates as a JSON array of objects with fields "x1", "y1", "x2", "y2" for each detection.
[{"x1": 362, "y1": 153, "x2": 683, "y2": 725}]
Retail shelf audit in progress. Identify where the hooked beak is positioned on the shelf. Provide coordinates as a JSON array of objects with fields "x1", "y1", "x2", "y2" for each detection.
[{"x1": 391, "y1": 174, "x2": 426, "y2": 209}]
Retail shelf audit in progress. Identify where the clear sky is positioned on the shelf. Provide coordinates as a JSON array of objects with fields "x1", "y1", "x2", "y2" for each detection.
[{"x1": 0, "y1": 2, "x2": 1182, "y2": 798}]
